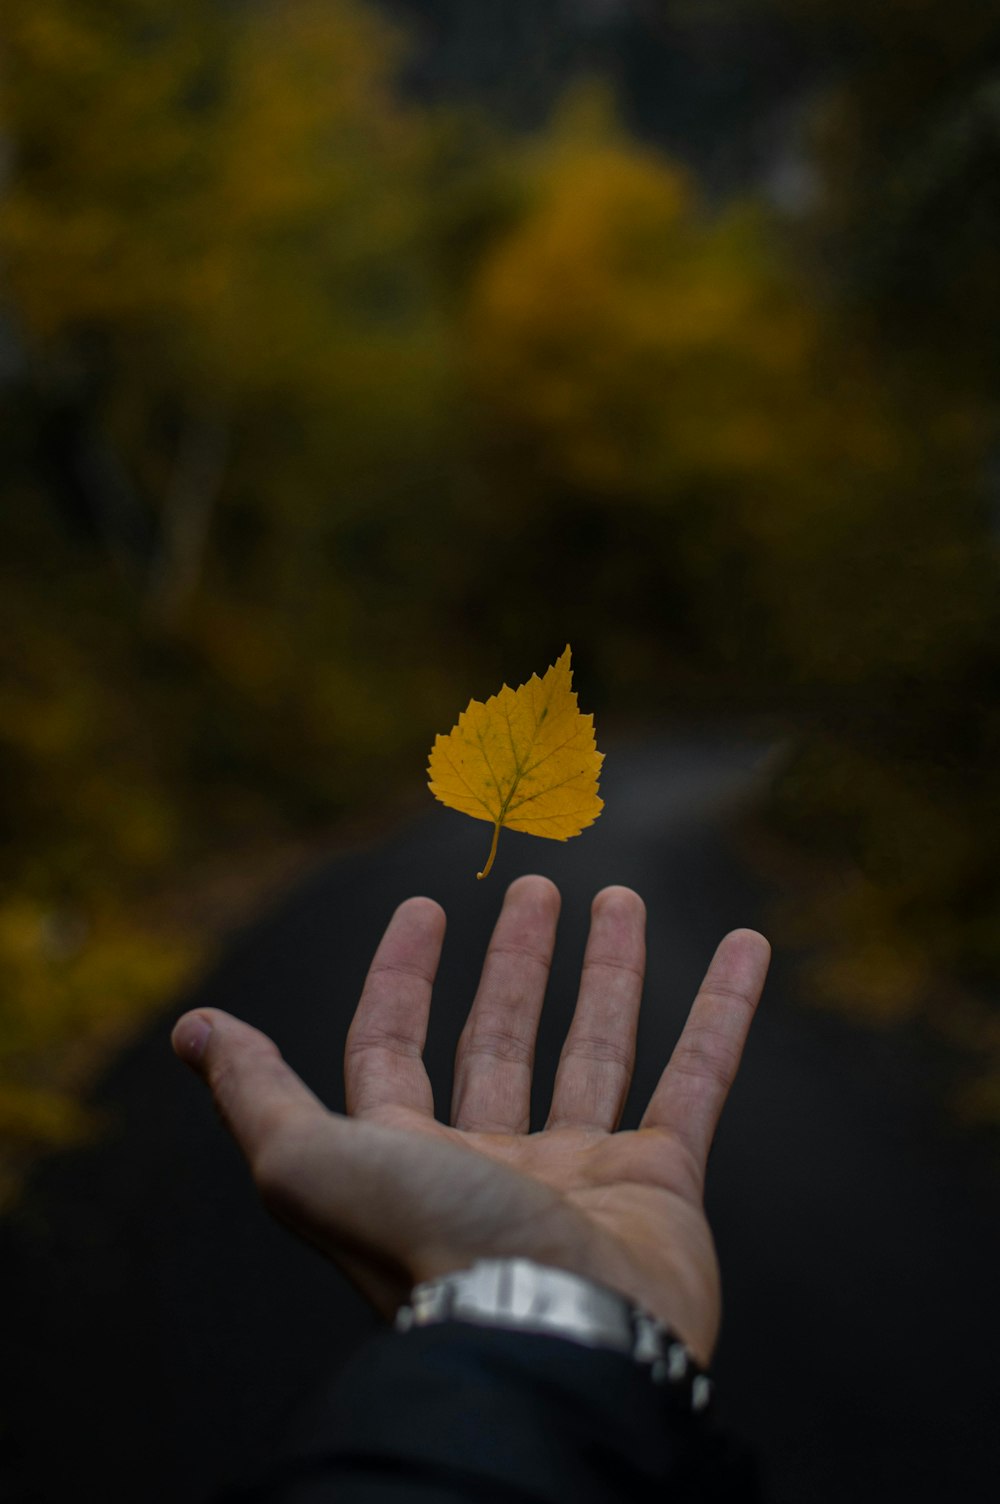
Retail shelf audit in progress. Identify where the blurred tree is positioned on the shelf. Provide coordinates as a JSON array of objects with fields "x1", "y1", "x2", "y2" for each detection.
[
  {"x1": 723, "y1": 0, "x2": 1000, "y2": 1113},
  {"x1": 0, "y1": 0, "x2": 465, "y2": 1187},
  {"x1": 1, "y1": 0, "x2": 452, "y2": 624},
  {"x1": 460, "y1": 87, "x2": 993, "y2": 703}
]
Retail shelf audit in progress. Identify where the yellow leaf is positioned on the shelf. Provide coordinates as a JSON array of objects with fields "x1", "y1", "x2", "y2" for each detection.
[{"x1": 427, "y1": 646, "x2": 604, "y2": 878}]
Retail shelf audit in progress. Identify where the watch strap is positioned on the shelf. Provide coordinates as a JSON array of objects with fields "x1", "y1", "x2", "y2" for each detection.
[{"x1": 394, "y1": 1258, "x2": 712, "y2": 1415}]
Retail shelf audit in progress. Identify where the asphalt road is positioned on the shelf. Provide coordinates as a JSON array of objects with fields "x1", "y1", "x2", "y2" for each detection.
[{"x1": 2, "y1": 734, "x2": 997, "y2": 1503}]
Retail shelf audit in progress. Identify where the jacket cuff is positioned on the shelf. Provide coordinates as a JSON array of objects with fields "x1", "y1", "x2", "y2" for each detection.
[{"x1": 284, "y1": 1321, "x2": 761, "y2": 1504}]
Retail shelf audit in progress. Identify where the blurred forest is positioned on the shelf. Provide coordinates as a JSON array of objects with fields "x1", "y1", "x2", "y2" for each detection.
[{"x1": 1, "y1": 0, "x2": 998, "y2": 1202}]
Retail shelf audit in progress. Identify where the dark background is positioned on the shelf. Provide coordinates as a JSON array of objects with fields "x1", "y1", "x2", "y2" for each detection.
[{"x1": 1, "y1": 2, "x2": 998, "y2": 1500}]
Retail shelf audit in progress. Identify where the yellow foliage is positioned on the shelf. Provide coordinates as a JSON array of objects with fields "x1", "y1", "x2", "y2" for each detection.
[
  {"x1": 0, "y1": 895, "x2": 198, "y2": 1206},
  {"x1": 428, "y1": 646, "x2": 604, "y2": 878},
  {"x1": 465, "y1": 103, "x2": 815, "y2": 500},
  {"x1": 1, "y1": 2, "x2": 997, "y2": 1165},
  {"x1": 0, "y1": 0, "x2": 440, "y2": 403},
  {"x1": 0, "y1": 899, "x2": 196, "y2": 1056}
]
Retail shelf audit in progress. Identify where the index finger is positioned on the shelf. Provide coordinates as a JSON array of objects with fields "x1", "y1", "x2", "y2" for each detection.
[
  {"x1": 344, "y1": 896, "x2": 445, "y2": 1119},
  {"x1": 639, "y1": 929, "x2": 770, "y2": 1174}
]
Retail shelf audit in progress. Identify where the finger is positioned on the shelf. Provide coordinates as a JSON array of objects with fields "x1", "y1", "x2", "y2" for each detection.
[
  {"x1": 344, "y1": 897, "x2": 445, "y2": 1119},
  {"x1": 451, "y1": 874, "x2": 560, "y2": 1134},
  {"x1": 546, "y1": 886, "x2": 645, "y2": 1131},
  {"x1": 173, "y1": 1007, "x2": 435, "y2": 1316},
  {"x1": 172, "y1": 1007, "x2": 324, "y2": 1169},
  {"x1": 639, "y1": 929, "x2": 770, "y2": 1174}
]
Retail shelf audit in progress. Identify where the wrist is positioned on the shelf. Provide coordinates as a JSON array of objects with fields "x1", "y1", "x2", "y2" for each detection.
[{"x1": 395, "y1": 1256, "x2": 713, "y2": 1415}]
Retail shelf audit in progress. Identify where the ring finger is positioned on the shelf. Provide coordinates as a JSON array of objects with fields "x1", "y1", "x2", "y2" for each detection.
[{"x1": 546, "y1": 886, "x2": 645, "y2": 1131}]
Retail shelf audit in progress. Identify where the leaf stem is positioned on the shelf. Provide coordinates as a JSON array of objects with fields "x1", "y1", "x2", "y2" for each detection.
[{"x1": 477, "y1": 820, "x2": 501, "y2": 880}]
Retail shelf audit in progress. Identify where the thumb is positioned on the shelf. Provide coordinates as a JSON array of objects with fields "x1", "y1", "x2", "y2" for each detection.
[{"x1": 172, "y1": 1008, "x2": 323, "y2": 1168}]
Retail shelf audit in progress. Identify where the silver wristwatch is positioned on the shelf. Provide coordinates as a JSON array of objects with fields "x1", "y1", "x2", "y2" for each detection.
[{"x1": 394, "y1": 1257, "x2": 712, "y2": 1414}]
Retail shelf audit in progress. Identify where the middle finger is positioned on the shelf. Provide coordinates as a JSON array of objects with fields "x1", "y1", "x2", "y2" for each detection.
[{"x1": 451, "y1": 874, "x2": 560, "y2": 1134}]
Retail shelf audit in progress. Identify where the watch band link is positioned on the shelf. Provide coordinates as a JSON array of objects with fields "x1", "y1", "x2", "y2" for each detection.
[{"x1": 394, "y1": 1258, "x2": 713, "y2": 1415}]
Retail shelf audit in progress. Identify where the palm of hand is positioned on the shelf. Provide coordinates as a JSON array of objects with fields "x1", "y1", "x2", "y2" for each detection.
[
  {"x1": 397, "y1": 1110, "x2": 718, "y2": 1357},
  {"x1": 175, "y1": 877, "x2": 768, "y2": 1367}
]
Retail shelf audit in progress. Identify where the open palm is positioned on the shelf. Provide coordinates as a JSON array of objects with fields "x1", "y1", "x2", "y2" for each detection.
[{"x1": 173, "y1": 876, "x2": 769, "y2": 1366}]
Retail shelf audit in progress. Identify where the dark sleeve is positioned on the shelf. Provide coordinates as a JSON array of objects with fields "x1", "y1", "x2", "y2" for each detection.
[{"x1": 226, "y1": 1322, "x2": 764, "y2": 1504}]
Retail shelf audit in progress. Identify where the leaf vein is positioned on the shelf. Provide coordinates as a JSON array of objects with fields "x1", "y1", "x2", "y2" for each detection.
[
  {"x1": 437, "y1": 746, "x2": 495, "y2": 818},
  {"x1": 506, "y1": 767, "x2": 599, "y2": 813}
]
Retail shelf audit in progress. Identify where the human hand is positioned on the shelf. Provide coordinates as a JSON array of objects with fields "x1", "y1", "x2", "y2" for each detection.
[{"x1": 172, "y1": 876, "x2": 769, "y2": 1365}]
